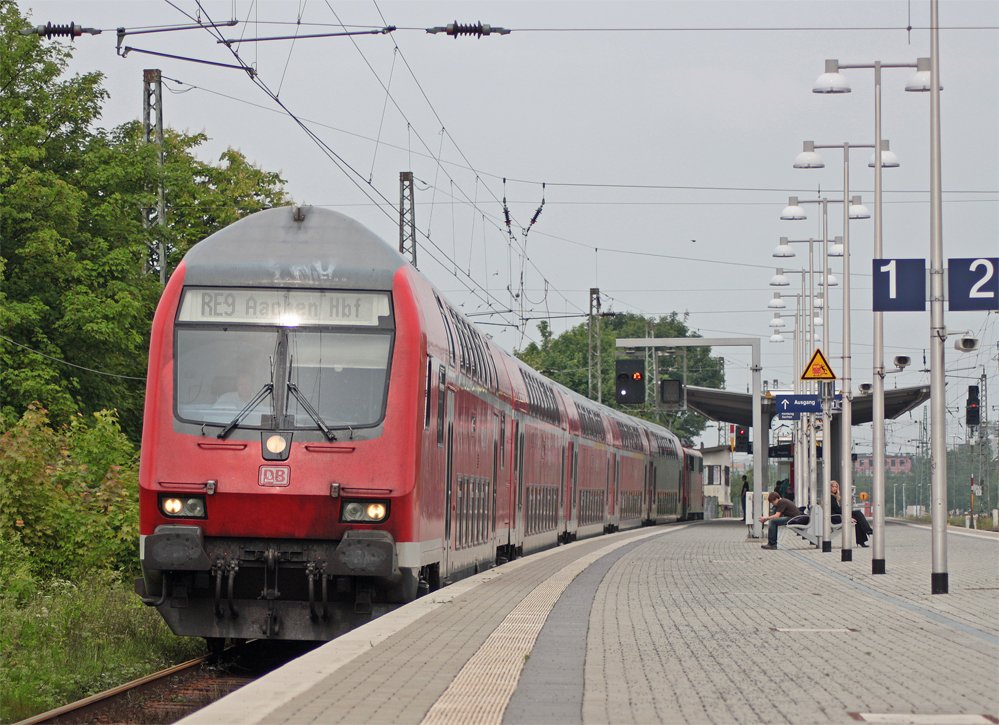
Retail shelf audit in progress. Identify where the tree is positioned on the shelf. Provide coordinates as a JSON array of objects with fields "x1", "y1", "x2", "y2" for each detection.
[
  {"x1": 517, "y1": 312, "x2": 725, "y2": 440},
  {"x1": 0, "y1": 5, "x2": 287, "y2": 440}
]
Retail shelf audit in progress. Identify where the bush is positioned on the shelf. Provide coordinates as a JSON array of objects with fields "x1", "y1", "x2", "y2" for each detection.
[{"x1": 0, "y1": 404, "x2": 139, "y2": 581}]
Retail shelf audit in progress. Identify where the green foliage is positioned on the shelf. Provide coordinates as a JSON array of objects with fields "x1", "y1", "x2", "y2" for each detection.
[
  {"x1": 517, "y1": 312, "x2": 725, "y2": 440},
  {"x1": 0, "y1": 405, "x2": 139, "y2": 583},
  {"x1": 0, "y1": 5, "x2": 288, "y2": 441},
  {"x1": 0, "y1": 573, "x2": 203, "y2": 722}
]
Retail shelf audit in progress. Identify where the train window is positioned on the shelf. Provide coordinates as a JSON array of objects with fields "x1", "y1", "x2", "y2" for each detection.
[
  {"x1": 286, "y1": 332, "x2": 391, "y2": 428},
  {"x1": 499, "y1": 413, "x2": 506, "y2": 467},
  {"x1": 434, "y1": 294, "x2": 456, "y2": 366},
  {"x1": 437, "y1": 367, "x2": 446, "y2": 446},
  {"x1": 174, "y1": 327, "x2": 392, "y2": 431},
  {"x1": 175, "y1": 329, "x2": 274, "y2": 427}
]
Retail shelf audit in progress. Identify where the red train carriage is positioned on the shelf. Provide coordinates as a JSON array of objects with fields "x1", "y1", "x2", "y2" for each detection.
[{"x1": 137, "y1": 206, "x2": 694, "y2": 645}]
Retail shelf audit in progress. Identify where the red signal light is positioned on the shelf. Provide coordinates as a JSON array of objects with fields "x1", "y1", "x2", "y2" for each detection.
[{"x1": 632, "y1": 372, "x2": 643, "y2": 380}]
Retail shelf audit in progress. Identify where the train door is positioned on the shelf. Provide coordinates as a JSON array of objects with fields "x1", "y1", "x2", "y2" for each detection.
[
  {"x1": 491, "y1": 412, "x2": 499, "y2": 545},
  {"x1": 572, "y1": 443, "x2": 579, "y2": 531},
  {"x1": 645, "y1": 462, "x2": 654, "y2": 524},
  {"x1": 679, "y1": 460, "x2": 688, "y2": 521},
  {"x1": 514, "y1": 420, "x2": 525, "y2": 548},
  {"x1": 444, "y1": 388, "x2": 455, "y2": 575}
]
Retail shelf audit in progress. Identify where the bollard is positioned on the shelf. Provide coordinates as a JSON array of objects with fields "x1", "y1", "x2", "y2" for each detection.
[
  {"x1": 993, "y1": 509, "x2": 998, "y2": 529},
  {"x1": 964, "y1": 514, "x2": 971, "y2": 528}
]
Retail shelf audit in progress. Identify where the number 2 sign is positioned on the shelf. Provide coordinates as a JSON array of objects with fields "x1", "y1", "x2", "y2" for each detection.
[{"x1": 948, "y1": 258, "x2": 999, "y2": 311}]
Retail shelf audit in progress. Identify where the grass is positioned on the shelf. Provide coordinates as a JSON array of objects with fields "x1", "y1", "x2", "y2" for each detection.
[{"x1": 0, "y1": 571, "x2": 203, "y2": 723}]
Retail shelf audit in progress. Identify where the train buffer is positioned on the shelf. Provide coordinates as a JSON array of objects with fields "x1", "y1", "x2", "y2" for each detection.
[{"x1": 183, "y1": 519, "x2": 999, "y2": 725}]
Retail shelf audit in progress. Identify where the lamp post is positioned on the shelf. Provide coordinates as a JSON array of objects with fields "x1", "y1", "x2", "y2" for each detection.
[
  {"x1": 780, "y1": 196, "x2": 868, "y2": 552},
  {"x1": 813, "y1": 52, "x2": 936, "y2": 580},
  {"x1": 793, "y1": 141, "x2": 883, "y2": 561},
  {"x1": 770, "y1": 239, "x2": 841, "y2": 511}
]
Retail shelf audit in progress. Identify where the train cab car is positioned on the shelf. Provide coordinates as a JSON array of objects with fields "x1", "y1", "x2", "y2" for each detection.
[{"x1": 138, "y1": 206, "x2": 434, "y2": 643}]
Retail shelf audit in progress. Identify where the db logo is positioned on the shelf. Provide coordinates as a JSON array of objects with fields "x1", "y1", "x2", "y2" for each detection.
[{"x1": 258, "y1": 466, "x2": 290, "y2": 487}]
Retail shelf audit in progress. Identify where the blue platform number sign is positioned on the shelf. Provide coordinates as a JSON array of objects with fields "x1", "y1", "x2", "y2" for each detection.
[
  {"x1": 948, "y1": 258, "x2": 999, "y2": 311},
  {"x1": 873, "y1": 258, "x2": 926, "y2": 312}
]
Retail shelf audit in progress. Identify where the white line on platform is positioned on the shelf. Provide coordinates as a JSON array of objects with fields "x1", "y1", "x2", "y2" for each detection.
[{"x1": 853, "y1": 714, "x2": 996, "y2": 724}]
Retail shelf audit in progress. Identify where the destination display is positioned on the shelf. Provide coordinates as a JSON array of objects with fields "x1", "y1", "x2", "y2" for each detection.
[{"x1": 177, "y1": 288, "x2": 391, "y2": 327}]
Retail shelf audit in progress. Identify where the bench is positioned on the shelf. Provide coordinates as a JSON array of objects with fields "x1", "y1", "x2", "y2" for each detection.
[{"x1": 777, "y1": 505, "x2": 842, "y2": 548}]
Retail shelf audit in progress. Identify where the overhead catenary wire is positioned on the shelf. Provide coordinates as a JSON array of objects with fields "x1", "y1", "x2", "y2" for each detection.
[{"x1": 169, "y1": 1, "x2": 533, "y2": 341}]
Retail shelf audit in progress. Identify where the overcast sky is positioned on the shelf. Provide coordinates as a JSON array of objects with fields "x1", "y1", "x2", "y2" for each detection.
[{"x1": 18, "y1": 0, "x2": 999, "y2": 454}]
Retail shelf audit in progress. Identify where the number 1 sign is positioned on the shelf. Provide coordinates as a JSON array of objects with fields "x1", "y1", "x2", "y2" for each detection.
[{"x1": 873, "y1": 258, "x2": 926, "y2": 312}]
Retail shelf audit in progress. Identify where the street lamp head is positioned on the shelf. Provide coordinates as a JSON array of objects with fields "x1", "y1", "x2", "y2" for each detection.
[
  {"x1": 868, "y1": 140, "x2": 900, "y2": 168},
  {"x1": 905, "y1": 57, "x2": 935, "y2": 92},
  {"x1": 813, "y1": 59, "x2": 851, "y2": 94},
  {"x1": 820, "y1": 273, "x2": 839, "y2": 287},
  {"x1": 768, "y1": 292, "x2": 787, "y2": 309},
  {"x1": 770, "y1": 268, "x2": 790, "y2": 287},
  {"x1": 772, "y1": 237, "x2": 796, "y2": 258},
  {"x1": 769, "y1": 314, "x2": 787, "y2": 329},
  {"x1": 849, "y1": 196, "x2": 871, "y2": 219},
  {"x1": 780, "y1": 196, "x2": 807, "y2": 220},
  {"x1": 770, "y1": 333, "x2": 785, "y2": 343},
  {"x1": 814, "y1": 295, "x2": 824, "y2": 309},
  {"x1": 813, "y1": 316, "x2": 823, "y2": 327},
  {"x1": 794, "y1": 141, "x2": 825, "y2": 169},
  {"x1": 828, "y1": 236, "x2": 844, "y2": 257}
]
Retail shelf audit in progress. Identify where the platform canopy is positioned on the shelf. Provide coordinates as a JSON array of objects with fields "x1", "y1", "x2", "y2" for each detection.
[{"x1": 684, "y1": 384, "x2": 930, "y2": 427}]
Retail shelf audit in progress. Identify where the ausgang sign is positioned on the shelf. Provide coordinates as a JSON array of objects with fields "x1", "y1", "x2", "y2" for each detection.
[{"x1": 775, "y1": 394, "x2": 822, "y2": 414}]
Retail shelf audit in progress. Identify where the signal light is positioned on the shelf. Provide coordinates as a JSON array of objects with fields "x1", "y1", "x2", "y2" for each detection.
[
  {"x1": 734, "y1": 426, "x2": 750, "y2": 453},
  {"x1": 967, "y1": 385, "x2": 980, "y2": 427},
  {"x1": 615, "y1": 359, "x2": 645, "y2": 405}
]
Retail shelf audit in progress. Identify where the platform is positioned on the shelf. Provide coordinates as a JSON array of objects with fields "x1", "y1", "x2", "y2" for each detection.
[{"x1": 182, "y1": 520, "x2": 999, "y2": 725}]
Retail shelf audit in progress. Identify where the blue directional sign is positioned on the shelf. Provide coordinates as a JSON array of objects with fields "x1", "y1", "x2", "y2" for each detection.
[
  {"x1": 774, "y1": 394, "x2": 822, "y2": 414},
  {"x1": 948, "y1": 257, "x2": 999, "y2": 311},
  {"x1": 873, "y1": 258, "x2": 926, "y2": 311}
]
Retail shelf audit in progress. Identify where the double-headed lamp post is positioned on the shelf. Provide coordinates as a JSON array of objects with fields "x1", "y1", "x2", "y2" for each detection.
[
  {"x1": 793, "y1": 140, "x2": 890, "y2": 561},
  {"x1": 813, "y1": 55, "x2": 935, "y2": 579},
  {"x1": 780, "y1": 196, "x2": 868, "y2": 552}
]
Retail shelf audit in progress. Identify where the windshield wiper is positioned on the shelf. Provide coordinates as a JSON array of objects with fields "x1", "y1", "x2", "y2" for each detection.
[
  {"x1": 217, "y1": 383, "x2": 273, "y2": 439},
  {"x1": 286, "y1": 382, "x2": 337, "y2": 441}
]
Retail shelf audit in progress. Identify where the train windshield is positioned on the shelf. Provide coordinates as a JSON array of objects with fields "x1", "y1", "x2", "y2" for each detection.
[{"x1": 174, "y1": 289, "x2": 393, "y2": 432}]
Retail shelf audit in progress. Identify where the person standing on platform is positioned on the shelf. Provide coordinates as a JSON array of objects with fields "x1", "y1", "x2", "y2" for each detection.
[
  {"x1": 830, "y1": 480, "x2": 873, "y2": 547},
  {"x1": 740, "y1": 475, "x2": 750, "y2": 518},
  {"x1": 759, "y1": 491, "x2": 800, "y2": 550}
]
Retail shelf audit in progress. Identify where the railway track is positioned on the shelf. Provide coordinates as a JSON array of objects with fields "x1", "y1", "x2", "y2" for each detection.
[{"x1": 17, "y1": 641, "x2": 316, "y2": 725}]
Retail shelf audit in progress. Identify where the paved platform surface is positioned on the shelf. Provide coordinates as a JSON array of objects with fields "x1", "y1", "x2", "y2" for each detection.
[{"x1": 183, "y1": 520, "x2": 999, "y2": 725}]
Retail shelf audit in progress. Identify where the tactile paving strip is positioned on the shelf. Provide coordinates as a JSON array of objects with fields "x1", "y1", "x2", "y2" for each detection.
[{"x1": 421, "y1": 526, "x2": 686, "y2": 725}]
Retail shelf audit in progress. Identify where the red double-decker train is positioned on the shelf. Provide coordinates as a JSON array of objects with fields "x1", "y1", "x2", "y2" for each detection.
[{"x1": 137, "y1": 206, "x2": 703, "y2": 647}]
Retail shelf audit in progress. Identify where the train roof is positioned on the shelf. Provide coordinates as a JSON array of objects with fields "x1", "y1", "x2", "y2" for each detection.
[{"x1": 181, "y1": 206, "x2": 406, "y2": 290}]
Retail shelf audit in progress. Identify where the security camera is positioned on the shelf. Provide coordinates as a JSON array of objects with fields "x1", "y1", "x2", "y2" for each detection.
[
  {"x1": 859, "y1": 383, "x2": 873, "y2": 394},
  {"x1": 954, "y1": 336, "x2": 980, "y2": 352},
  {"x1": 893, "y1": 355, "x2": 911, "y2": 369}
]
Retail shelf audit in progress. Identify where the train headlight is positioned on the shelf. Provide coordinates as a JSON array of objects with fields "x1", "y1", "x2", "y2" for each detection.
[
  {"x1": 341, "y1": 499, "x2": 389, "y2": 523},
  {"x1": 265, "y1": 435, "x2": 288, "y2": 454},
  {"x1": 160, "y1": 495, "x2": 207, "y2": 519}
]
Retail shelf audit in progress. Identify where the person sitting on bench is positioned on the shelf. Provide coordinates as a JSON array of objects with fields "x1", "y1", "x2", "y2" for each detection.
[
  {"x1": 759, "y1": 491, "x2": 801, "y2": 550},
  {"x1": 830, "y1": 480, "x2": 874, "y2": 547}
]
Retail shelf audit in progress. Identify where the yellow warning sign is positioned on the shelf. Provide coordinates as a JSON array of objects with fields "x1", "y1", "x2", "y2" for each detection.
[{"x1": 801, "y1": 348, "x2": 836, "y2": 381}]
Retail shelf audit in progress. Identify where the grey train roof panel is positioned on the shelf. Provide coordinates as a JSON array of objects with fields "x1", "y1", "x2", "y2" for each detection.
[{"x1": 181, "y1": 206, "x2": 406, "y2": 290}]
